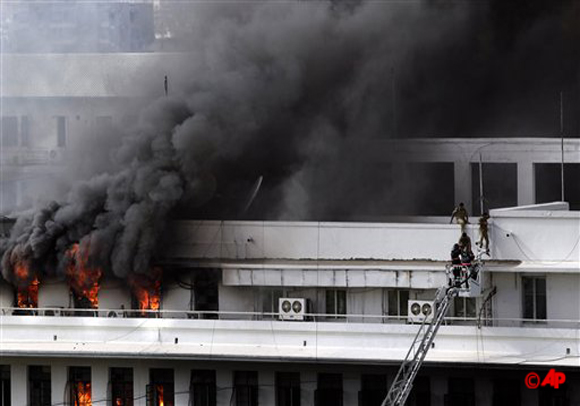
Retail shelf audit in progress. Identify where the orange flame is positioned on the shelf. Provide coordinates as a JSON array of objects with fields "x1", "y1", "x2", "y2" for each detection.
[
  {"x1": 74, "y1": 382, "x2": 92, "y2": 406},
  {"x1": 129, "y1": 267, "x2": 162, "y2": 315},
  {"x1": 66, "y1": 243, "x2": 102, "y2": 309},
  {"x1": 156, "y1": 384, "x2": 164, "y2": 406},
  {"x1": 114, "y1": 398, "x2": 123, "y2": 406},
  {"x1": 13, "y1": 257, "x2": 39, "y2": 308}
]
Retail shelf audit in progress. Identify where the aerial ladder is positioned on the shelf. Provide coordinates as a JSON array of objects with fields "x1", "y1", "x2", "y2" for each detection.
[{"x1": 381, "y1": 253, "x2": 485, "y2": 406}]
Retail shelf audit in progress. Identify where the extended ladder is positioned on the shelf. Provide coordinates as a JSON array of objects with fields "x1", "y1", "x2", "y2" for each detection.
[{"x1": 381, "y1": 285, "x2": 458, "y2": 406}]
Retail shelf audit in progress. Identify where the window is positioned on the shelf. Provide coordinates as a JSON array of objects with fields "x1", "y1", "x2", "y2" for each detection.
[
  {"x1": 56, "y1": 116, "x2": 66, "y2": 147},
  {"x1": 386, "y1": 290, "x2": 409, "y2": 318},
  {"x1": 234, "y1": 371, "x2": 258, "y2": 406},
  {"x1": 454, "y1": 297, "x2": 476, "y2": 319},
  {"x1": 68, "y1": 367, "x2": 91, "y2": 406},
  {"x1": 1, "y1": 116, "x2": 18, "y2": 147},
  {"x1": 111, "y1": 368, "x2": 133, "y2": 406},
  {"x1": 407, "y1": 376, "x2": 430, "y2": 406},
  {"x1": 471, "y1": 163, "x2": 518, "y2": 216},
  {"x1": 148, "y1": 369, "x2": 174, "y2": 406},
  {"x1": 325, "y1": 290, "x2": 346, "y2": 318},
  {"x1": 359, "y1": 374, "x2": 387, "y2": 406},
  {"x1": 193, "y1": 269, "x2": 219, "y2": 319},
  {"x1": 535, "y1": 163, "x2": 580, "y2": 210},
  {"x1": 522, "y1": 276, "x2": 546, "y2": 320},
  {"x1": 315, "y1": 373, "x2": 342, "y2": 406},
  {"x1": 0, "y1": 365, "x2": 10, "y2": 406},
  {"x1": 276, "y1": 372, "x2": 300, "y2": 406},
  {"x1": 191, "y1": 370, "x2": 216, "y2": 406},
  {"x1": 29, "y1": 366, "x2": 51, "y2": 406},
  {"x1": 493, "y1": 379, "x2": 520, "y2": 406},
  {"x1": 445, "y1": 377, "x2": 475, "y2": 406}
]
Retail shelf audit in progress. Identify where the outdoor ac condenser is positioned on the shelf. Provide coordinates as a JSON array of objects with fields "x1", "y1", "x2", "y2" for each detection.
[
  {"x1": 407, "y1": 300, "x2": 434, "y2": 323},
  {"x1": 279, "y1": 298, "x2": 306, "y2": 321}
]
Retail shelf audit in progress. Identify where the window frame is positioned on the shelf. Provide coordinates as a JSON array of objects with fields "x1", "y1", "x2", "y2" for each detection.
[
  {"x1": 522, "y1": 276, "x2": 547, "y2": 321},
  {"x1": 325, "y1": 289, "x2": 347, "y2": 319}
]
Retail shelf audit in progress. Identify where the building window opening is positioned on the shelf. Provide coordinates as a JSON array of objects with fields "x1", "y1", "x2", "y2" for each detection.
[
  {"x1": 522, "y1": 276, "x2": 546, "y2": 320},
  {"x1": 359, "y1": 374, "x2": 387, "y2": 406},
  {"x1": 539, "y1": 380, "x2": 569, "y2": 406},
  {"x1": 445, "y1": 377, "x2": 475, "y2": 406},
  {"x1": 68, "y1": 366, "x2": 91, "y2": 406},
  {"x1": 407, "y1": 376, "x2": 430, "y2": 406},
  {"x1": 325, "y1": 290, "x2": 346, "y2": 319},
  {"x1": 0, "y1": 365, "x2": 10, "y2": 406},
  {"x1": 56, "y1": 116, "x2": 66, "y2": 147},
  {"x1": 453, "y1": 297, "x2": 476, "y2": 319},
  {"x1": 29, "y1": 365, "x2": 51, "y2": 406},
  {"x1": 148, "y1": 369, "x2": 174, "y2": 406},
  {"x1": 471, "y1": 163, "x2": 517, "y2": 216},
  {"x1": 129, "y1": 267, "x2": 162, "y2": 317},
  {"x1": 315, "y1": 373, "x2": 342, "y2": 406},
  {"x1": 535, "y1": 163, "x2": 580, "y2": 210},
  {"x1": 1, "y1": 116, "x2": 18, "y2": 147},
  {"x1": 110, "y1": 368, "x2": 133, "y2": 406},
  {"x1": 234, "y1": 371, "x2": 258, "y2": 406},
  {"x1": 275, "y1": 372, "x2": 300, "y2": 406},
  {"x1": 193, "y1": 269, "x2": 219, "y2": 319},
  {"x1": 386, "y1": 289, "x2": 409, "y2": 319},
  {"x1": 190, "y1": 370, "x2": 216, "y2": 406},
  {"x1": 492, "y1": 378, "x2": 520, "y2": 406}
]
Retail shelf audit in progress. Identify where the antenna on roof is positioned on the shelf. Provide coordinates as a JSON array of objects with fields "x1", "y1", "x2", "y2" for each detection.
[{"x1": 560, "y1": 91, "x2": 565, "y2": 202}]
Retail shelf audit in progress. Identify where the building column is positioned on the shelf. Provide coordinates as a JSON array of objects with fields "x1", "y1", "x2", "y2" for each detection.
[
  {"x1": 259, "y1": 369, "x2": 275, "y2": 405},
  {"x1": 517, "y1": 161, "x2": 535, "y2": 206},
  {"x1": 343, "y1": 371, "x2": 360, "y2": 406},
  {"x1": 476, "y1": 377, "x2": 493, "y2": 406},
  {"x1": 431, "y1": 374, "x2": 446, "y2": 406},
  {"x1": 51, "y1": 364, "x2": 67, "y2": 406},
  {"x1": 133, "y1": 361, "x2": 148, "y2": 406},
  {"x1": 92, "y1": 363, "x2": 108, "y2": 406},
  {"x1": 301, "y1": 371, "x2": 316, "y2": 406},
  {"x1": 174, "y1": 365, "x2": 190, "y2": 406},
  {"x1": 216, "y1": 368, "x2": 233, "y2": 406},
  {"x1": 10, "y1": 363, "x2": 27, "y2": 406},
  {"x1": 454, "y1": 161, "x2": 472, "y2": 214}
]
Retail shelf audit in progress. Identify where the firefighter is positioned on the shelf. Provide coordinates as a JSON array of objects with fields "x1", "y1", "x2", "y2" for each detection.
[
  {"x1": 450, "y1": 202, "x2": 469, "y2": 233},
  {"x1": 450, "y1": 243, "x2": 462, "y2": 286},
  {"x1": 458, "y1": 232, "x2": 472, "y2": 255},
  {"x1": 476, "y1": 213, "x2": 490, "y2": 253}
]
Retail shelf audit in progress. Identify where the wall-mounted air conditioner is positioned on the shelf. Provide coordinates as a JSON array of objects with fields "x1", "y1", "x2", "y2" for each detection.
[
  {"x1": 407, "y1": 300, "x2": 434, "y2": 323},
  {"x1": 279, "y1": 298, "x2": 306, "y2": 321}
]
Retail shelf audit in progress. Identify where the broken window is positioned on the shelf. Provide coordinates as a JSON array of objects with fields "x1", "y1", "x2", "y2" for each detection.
[
  {"x1": 147, "y1": 369, "x2": 174, "y2": 406},
  {"x1": 29, "y1": 365, "x2": 51, "y2": 406},
  {"x1": 234, "y1": 371, "x2": 258, "y2": 406},
  {"x1": 276, "y1": 372, "x2": 300, "y2": 406},
  {"x1": 191, "y1": 370, "x2": 216, "y2": 406},
  {"x1": 111, "y1": 367, "x2": 133, "y2": 406},
  {"x1": 68, "y1": 366, "x2": 91, "y2": 406}
]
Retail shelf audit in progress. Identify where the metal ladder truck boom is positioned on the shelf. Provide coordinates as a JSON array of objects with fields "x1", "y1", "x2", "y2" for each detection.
[{"x1": 380, "y1": 285, "x2": 458, "y2": 406}]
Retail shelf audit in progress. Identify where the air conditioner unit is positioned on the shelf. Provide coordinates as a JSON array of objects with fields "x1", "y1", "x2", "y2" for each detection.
[
  {"x1": 279, "y1": 298, "x2": 306, "y2": 321},
  {"x1": 407, "y1": 300, "x2": 434, "y2": 324}
]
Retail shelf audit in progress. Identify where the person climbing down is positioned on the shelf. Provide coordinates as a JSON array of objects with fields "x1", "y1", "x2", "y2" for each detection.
[
  {"x1": 450, "y1": 243, "x2": 462, "y2": 286},
  {"x1": 450, "y1": 202, "x2": 469, "y2": 233},
  {"x1": 458, "y1": 232, "x2": 472, "y2": 256},
  {"x1": 475, "y1": 212, "x2": 490, "y2": 254}
]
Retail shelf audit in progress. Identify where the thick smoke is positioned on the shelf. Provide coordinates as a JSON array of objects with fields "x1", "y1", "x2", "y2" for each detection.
[{"x1": 1, "y1": 1, "x2": 579, "y2": 282}]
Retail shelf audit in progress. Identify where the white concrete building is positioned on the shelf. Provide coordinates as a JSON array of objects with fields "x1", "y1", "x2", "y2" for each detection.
[{"x1": 0, "y1": 200, "x2": 579, "y2": 406}]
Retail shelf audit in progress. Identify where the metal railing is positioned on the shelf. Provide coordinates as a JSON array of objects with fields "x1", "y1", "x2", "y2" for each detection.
[{"x1": 1, "y1": 306, "x2": 578, "y2": 329}]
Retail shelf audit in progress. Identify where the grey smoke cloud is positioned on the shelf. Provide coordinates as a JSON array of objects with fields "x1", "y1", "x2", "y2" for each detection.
[{"x1": 1, "y1": 0, "x2": 578, "y2": 282}]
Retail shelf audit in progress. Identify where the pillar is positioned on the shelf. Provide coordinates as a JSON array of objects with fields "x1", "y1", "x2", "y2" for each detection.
[
  {"x1": 216, "y1": 368, "x2": 233, "y2": 405},
  {"x1": 259, "y1": 369, "x2": 275, "y2": 405},
  {"x1": 431, "y1": 374, "x2": 447, "y2": 406},
  {"x1": 91, "y1": 363, "x2": 108, "y2": 406},
  {"x1": 301, "y1": 370, "x2": 316, "y2": 406},
  {"x1": 51, "y1": 364, "x2": 67, "y2": 406},
  {"x1": 517, "y1": 161, "x2": 535, "y2": 206},
  {"x1": 133, "y1": 361, "x2": 148, "y2": 406},
  {"x1": 343, "y1": 371, "x2": 360, "y2": 406},
  {"x1": 454, "y1": 161, "x2": 473, "y2": 214},
  {"x1": 10, "y1": 363, "x2": 27, "y2": 406},
  {"x1": 174, "y1": 365, "x2": 190, "y2": 406}
]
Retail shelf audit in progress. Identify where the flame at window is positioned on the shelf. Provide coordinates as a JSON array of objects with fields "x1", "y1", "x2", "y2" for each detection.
[
  {"x1": 13, "y1": 258, "x2": 39, "y2": 308},
  {"x1": 66, "y1": 242, "x2": 102, "y2": 309},
  {"x1": 156, "y1": 384, "x2": 164, "y2": 406},
  {"x1": 74, "y1": 382, "x2": 92, "y2": 406},
  {"x1": 129, "y1": 267, "x2": 162, "y2": 315}
]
